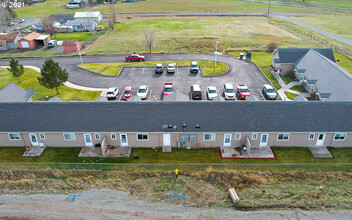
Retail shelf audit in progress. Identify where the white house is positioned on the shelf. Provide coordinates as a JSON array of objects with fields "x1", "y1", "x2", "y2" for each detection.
[{"x1": 74, "y1": 11, "x2": 103, "y2": 23}]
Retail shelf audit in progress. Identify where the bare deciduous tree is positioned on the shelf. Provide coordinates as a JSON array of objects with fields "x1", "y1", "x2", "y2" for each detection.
[
  {"x1": 41, "y1": 16, "x2": 56, "y2": 36},
  {"x1": 0, "y1": 5, "x2": 17, "y2": 33},
  {"x1": 144, "y1": 30, "x2": 155, "y2": 54},
  {"x1": 108, "y1": 3, "x2": 117, "y2": 30}
]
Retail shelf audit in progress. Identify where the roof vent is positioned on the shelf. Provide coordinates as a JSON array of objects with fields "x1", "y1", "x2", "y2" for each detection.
[
  {"x1": 168, "y1": 124, "x2": 173, "y2": 129},
  {"x1": 196, "y1": 124, "x2": 200, "y2": 129},
  {"x1": 182, "y1": 123, "x2": 187, "y2": 130}
]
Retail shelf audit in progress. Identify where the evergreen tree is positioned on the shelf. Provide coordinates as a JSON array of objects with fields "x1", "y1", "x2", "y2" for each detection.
[
  {"x1": 38, "y1": 59, "x2": 68, "y2": 95},
  {"x1": 8, "y1": 58, "x2": 24, "y2": 83}
]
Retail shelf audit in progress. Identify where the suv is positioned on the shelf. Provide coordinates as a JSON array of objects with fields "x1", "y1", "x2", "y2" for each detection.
[
  {"x1": 190, "y1": 84, "x2": 202, "y2": 100},
  {"x1": 106, "y1": 87, "x2": 119, "y2": 100},
  {"x1": 236, "y1": 84, "x2": 250, "y2": 100},
  {"x1": 167, "y1": 63, "x2": 176, "y2": 73},
  {"x1": 48, "y1": 40, "x2": 57, "y2": 48},
  {"x1": 155, "y1": 63, "x2": 163, "y2": 74},
  {"x1": 190, "y1": 61, "x2": 199, "y2": 73},
  {"x1": 223, "y1": 83, "x2": 235, "y2": 100}
]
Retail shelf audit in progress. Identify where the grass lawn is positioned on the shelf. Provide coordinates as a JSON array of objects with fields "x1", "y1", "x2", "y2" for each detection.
[
  {"x1": 0, "y1": 68, "x2": 100, "y2": 101},
  {"x1": 0, "y1": 51, "x2": 74, "y2": 59},
  {"x1": 285, "y1": 91, "x2": 298, "y2": 100},
  {"x1": 79, "y1": 60, "x2": 228, "y2": 76},
  {"x1": 335, "y1": 53, "x2": 352, "y2": 74},
  {"x1": 86, "y1": 17, "x2": 318, "y2": 55},
  {"x1": 280, "y1": 74, "x2": 294, "y2": 84},
  {"x1": 261, "y1": 0, "x2": 352, "y2": 10},
  {"x1": 51, "y1": 31, "x2": 104, "y2": 42},
  {"x1": 290, "y1": 85, "x2": 305, "y2": 93},
  {"x1": 293, "y1": 16, "x2": 352, "y2": 41},
  {"x1": 228, "y1": 51, "x2": 282, "y2": 90},
  {"x1": 15, "y1": 0, "x2": 85, "y2": 17},
  {"x1": 96, "y1": 0, "x2": 343, "y2": 15}
]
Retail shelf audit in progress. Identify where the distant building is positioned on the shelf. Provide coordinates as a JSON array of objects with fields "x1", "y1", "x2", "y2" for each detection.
[
  {"x1": 63, "y1": 20, "x2": 97, "y2": 32},
  {"x1": 63, "y1": 40, "x2": 81, "y2": 52},
  {"x1": 18, "y1": 32, "x2": 51, "y2": 49},
  {"x1": 0, "y1": 34, "x2": 22, "y2": 51},
  {"x1": 74, "y1": 11, "x2": 103, "y2": 22},
  {"x1": 0, "y1": 83, "x2": 36, "y2": 102}
]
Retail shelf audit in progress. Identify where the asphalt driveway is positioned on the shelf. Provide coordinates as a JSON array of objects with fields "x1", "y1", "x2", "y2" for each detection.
[{"x1": 0, "y1": 53, "x2": 272, "y2": 100}]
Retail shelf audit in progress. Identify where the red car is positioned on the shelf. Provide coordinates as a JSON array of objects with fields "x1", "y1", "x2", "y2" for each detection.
[
  {"x1": 123, "y1": 86, "x2": 133, "y2": 100},
  {"x1": 125, "y1": 54, "x2": 145, "y2": 62},
  {"x1": 163, "y1": 83, "x2": 174, "y2": 96},
  {"x1": 236, "y1": 84, "x2": 250, "y2": 100}
]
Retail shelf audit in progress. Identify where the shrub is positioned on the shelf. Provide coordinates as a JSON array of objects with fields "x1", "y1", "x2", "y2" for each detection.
[{"x1": 266, "y1": 42, "x2": 278, "y2": 52}]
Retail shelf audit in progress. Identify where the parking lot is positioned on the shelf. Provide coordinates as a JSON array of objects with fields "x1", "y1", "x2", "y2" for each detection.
[{"x1": 105, "y1": 62, "x2": 276, "y2": 101}]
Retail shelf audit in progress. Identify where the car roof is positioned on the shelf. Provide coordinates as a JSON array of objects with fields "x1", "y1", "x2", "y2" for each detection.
[
  {"x1": 224, "y1": 83, "x2": 233, "y2": 88},
  {"x1": 207, "y1": 86, "x2": 216, "y2": 90},
  {"x1": 107, "y1": 87, "x2": 117, "y2": 91},
  {"x1": 167, "y1": 63, "x2": 175, "y2": 66},
  {"x1": 191, "y1": 61, "x2": 198, "y2": 65},
  {"x1": 156, "y1": 63, "x2": 163, "y2": 67},
  {"x1": 124, "y1": 86, "x2": 132, "y2": 90},
  {"x1": 263, "y1": 84, "x2": 273, "y2": 89},
  {"x1": 192, "y1": 84, "x2": 201, "y2": 90},
  {"x1": 139, "y1": 85, "x2": 147, "y2": 89}
]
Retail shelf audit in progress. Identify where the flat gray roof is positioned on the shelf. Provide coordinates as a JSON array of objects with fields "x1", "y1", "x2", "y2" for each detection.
[
  {"x1": 0, "y1": 83, "x2": 36, "y2": 102},
  {"x1": 0, "y1": 101, "x2": 351, "y2": 133}
]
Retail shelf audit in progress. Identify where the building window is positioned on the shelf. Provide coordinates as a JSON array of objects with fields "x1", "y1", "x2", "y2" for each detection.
[
  {"x1": 8, "y1": 133, "x2": 20, "y2": 140},
  {"x1": 235, "y1": 133, "x2": 241, "y2": 140},
  {"x1": 309, "y1": 133, "x2": 315, "y2": 140},
  {"x1": 204, "y1": 133, "x2": 216, "y2": 141},
  {"x1": 111, "y1": 133, "x2": 117, "y2": 140},
  {"x1": 39, "y1": 133, "x2": 46, "y2": 139},
  {"x1": 334, "y1": 133, "x2": 346, "y2": 140},
  {"x1": 252, "y1": 133, "x2": 258, "y2": 140},
  {"x1": 181, "y1": 135, "x2": 188, "y2": 142},
  {"x1": 277, "y1": 133, "x2": 290, "y2": 140},
  {"x1": 189, "y1": 135, "x2": 196, "y2": 142},
  {"x1": 181, "y1": 135, "x2": 197, "y2": 142},
  {"x1": 137, "y1": 133, "x2": 149, "y2": 141},
  {"x1": 63, "y1": 133, "x2": 75, "y2": 140},
  {"x1": 94, "y1": 133, "x2": 100, "y2": 140}
]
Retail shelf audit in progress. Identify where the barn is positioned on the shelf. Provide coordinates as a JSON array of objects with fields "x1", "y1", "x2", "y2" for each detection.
[{"x1": 63, "y1": 40, "x2": 81, "y2": 52}]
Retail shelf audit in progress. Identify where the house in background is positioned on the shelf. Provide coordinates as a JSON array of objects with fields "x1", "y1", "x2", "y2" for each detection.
[
  {"x1": 74, "y1": 11, "x2": 103, "y2": 22},
  {"x1": 63, "y1": 20, "x2": 97, "y2": 32},
  {"x1": 0, "y1": 83, "x2": 36, "y2": 102},
  {"x1": 49, "y1": 14, "x2": 75, "y2": 24},
  {"x1": 0, "y1": 34, "x2": 22, "y2": 51},
  {"x1": 63, "y1": 40, "x2": 81, "y2": 52},
  {"x1": 18, "y1": 32, "x2": 51, "y2": 49},
  {"x1": 272, "y1": 48, "x2": 352, "y2": 101}
]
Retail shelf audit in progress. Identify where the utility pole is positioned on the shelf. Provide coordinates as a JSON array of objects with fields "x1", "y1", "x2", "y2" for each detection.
[
  {"x1": 267, "y1": 0, "x2": 271, "y2": 17},
  {"x1": 215, "y1": 41, "x2": 219, "y2": 68}
]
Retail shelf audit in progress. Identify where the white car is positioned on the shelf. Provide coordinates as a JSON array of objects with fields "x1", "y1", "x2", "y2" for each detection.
[
  {"x1": 167, "y1": 63, "x2": 176, "y2": 73},
  {"x1": 106, "y1": 87, "x2": 119, "y2": 100},
  {"x1": 224, "y1": 83, "x2": 235, "y2": 100},
  {"x1": 137, "y1": 85, "x2": 148, "y2": 100},
  {"x1": 207, "y1": 86, "x2": 218, "y2": 100},
  {"x1": 262, "y1": 84, "x2": 277, "y2": 100}
]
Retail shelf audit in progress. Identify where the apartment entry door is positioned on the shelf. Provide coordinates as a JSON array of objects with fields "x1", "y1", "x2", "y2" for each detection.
[
  {"x1": 163, "y1": 134, "x2": 171, "y2": 146},
  {"x1": 316, "y1": 134, "x2": 326, "y2": 146},
  {"x1": 260, "y1": 134, "x2": 269, "y2": 146}
]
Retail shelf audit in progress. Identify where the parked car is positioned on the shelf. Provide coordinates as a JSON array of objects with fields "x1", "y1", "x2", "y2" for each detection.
[
  {"x1": 123, "y1": 86, "x2": 133, "y2": 100},
  {"x1": 262, "y1": 84, "x2": 277, "y2": 100},
  {"x1": 8, "y1": 22, "x2": 14, "y2": 26},
  {"x1": 207, "y1": 86, "x2": 218, "y2": 100},
  {"x1": 167, "y1": 63, "x2": 176, "y2": 73},
  {"x1": 190, "y1": 61, "x2": 199, "y2": 73},
  {"x1": 223, "y1": 83, "x2": 235, "y2": 100},
  {"x1": 155, "y1": 63, "x2": 164, "y2": 74},
  {"x1": 66, "y1": 4, "x2": 80, "y2": 9},
  {"x1": 190, "y1": 84, "x2": 202, "y2": 100},
  {"x1": 22, "y1": 29, "x2": 32, "y2": 33},
  {"x1": 19, "y1": 19, "x2": 26, "y2": 23},
  {"x1": 48, "y1": 40, "x2": 57, "y2": 48},
  {"x1": 236, "y1": 84, "x2": 250, "y2": 100},
  {"x1": 137, "y1": 85, "x2": 148, "y2": 99},
  {"x1": 106, "y1": 87, "x2": 119, "y2": 100},
  {"x1": 125, "y1": 54, "x2": 145, "y2": 62},
  {"x1": 163, "y1": 83, "x2": 174, "y2": 97}
]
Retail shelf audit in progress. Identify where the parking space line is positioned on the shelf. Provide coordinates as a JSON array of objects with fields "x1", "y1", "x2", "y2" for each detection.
[
  {"x1": 148, "y1": 89, "x2": 153, "y2": 101},
  {"x1": 118, "y1": 91, "x2": 123, "y2": 101},
  {"x1": 142, "y1": 67, "x2": 145, "y2": 75},
  {"x1": 130, "y1": 67, "x2": 134, "y2": 74},
  {"x1": 176, "y1": 67, "x2": 178, "y2": 75},
  {"x1": 203, "y1": 89, "x2": 206, "y2": 100}
]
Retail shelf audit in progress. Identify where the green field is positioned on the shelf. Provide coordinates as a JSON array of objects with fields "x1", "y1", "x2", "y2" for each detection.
[
  {"x1": 86, "y1": 17, "x2": 318, "y2": 55},
  {"x1": 79, "y1": 60, "x2": 228, "y2": 76},
  {"x1": 0, "y1": 68, "x2": 100, "y2": 101},
  {"x1": 97, "y1": 0, "x2": 342, "y2": 15},
  {"x1": 261, "y1": 0, "x2": 352, "y2": 10},
  {"x1": 293, "y1": 16, "x2": 352, "y2": 41}
]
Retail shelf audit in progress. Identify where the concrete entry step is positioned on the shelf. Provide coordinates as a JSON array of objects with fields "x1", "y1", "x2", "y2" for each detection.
[
  {"x1": 308, "y1": 147, "x2": 333, "y2": 158},
  {"x1": 162, "y1": 147, "x2": 172, "y2": 153}
]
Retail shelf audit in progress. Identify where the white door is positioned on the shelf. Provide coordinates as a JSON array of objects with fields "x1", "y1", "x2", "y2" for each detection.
[
  {"x1": 84, "y1": 134, "x2": 93, "y2": 146},
  {"x1": 163, "y1": 134, "x2": 171, "y2": 146},
  {"x1": 21, "y1": 41, "x2": 29, "y2": 48},
  {"x1": 120, "y1": 134, "x2": 128, "y2": 146},
  {"x1": 316, "y1": 134, "x2": 326, "y2": 146},
  {"x1": 260, "y1": 134, "x2": 269, "y2": 146},
  {"x1": 223, "y1": 134, "x2": 231, "y2": 147},
  {"x1": 29, "y1": 133, "x2": 38, "y2": 145}
]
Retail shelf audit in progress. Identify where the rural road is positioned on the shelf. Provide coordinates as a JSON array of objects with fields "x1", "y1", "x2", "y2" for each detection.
[
  {"x1": 275, "y1": 16, "x2": 352, "y2": 47},
  {"x1": 0, "y1": 53, "x2": 270, "y2": 90},
  {"x1": 1, "y1": 189, "x2": 352, "y2": 220}
]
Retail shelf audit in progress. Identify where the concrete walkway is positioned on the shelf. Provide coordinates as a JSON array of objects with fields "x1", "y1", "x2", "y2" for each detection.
[
  {"x1": 308, "y1": 147, "x2": 333, "y2": 158},
  {"x1": 275, "y1": 16, "x2": 352, "y2": 47},
  {"x1": 277, "y1": 79, "x2": 310, "y2": 101}
]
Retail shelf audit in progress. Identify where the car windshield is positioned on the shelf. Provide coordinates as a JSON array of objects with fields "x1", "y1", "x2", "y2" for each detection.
[
  {"x1": 209, "y1": 90, "x2": 216, "y2": 93},
  {"x1": 156, "y1": 66, "x2": 162, "y2": 69},
  {"x1": 240, "y1": 89, "x2": 249, "y2": 92},
  {"x1": 107, "y1": 91, "x2": 114, "y2": 95},
  {"x1": 138, "y1": 89, "x2": 146, "y2": 93},
  {"x1": 124, "y1": 90, "x2": 131, "y2": 94},
  {"x1": 191, "y1": 65, "x2": 198, "y2": 68},
  {"x1": 226, "y1": 89, "x2": 234, "y2": 93},
  {"x1": 267, "y1": 89, "x2": 275, "y2": 93},
  {"x1": 164, "y1": 88, "x2": 173, "y2": 92},
  {"x1": 168, "y1": 65, "x2": 174, "y2": 68}
]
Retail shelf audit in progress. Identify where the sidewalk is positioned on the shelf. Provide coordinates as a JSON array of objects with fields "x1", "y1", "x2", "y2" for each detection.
[{"x1": 277, "y1": 79, "x2": 309, "y2": 101}]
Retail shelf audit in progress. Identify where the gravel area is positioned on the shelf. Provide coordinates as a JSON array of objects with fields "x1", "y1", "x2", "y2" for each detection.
[{"x1": 1, "y1": 189, "x2": 352, "y2": 220}]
